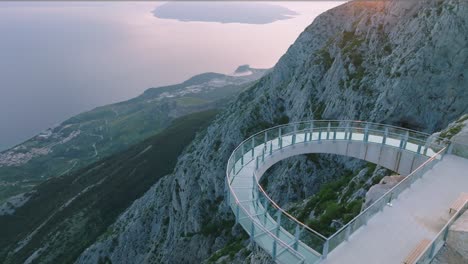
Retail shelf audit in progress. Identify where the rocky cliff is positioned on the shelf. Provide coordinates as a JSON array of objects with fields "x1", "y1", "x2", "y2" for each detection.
[{"x1": 76, "y1": 0, "x2": 468, "y2": 263}]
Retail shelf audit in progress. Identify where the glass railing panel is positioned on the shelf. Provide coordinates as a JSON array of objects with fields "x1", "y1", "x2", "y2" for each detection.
[
  {"x1": 385, "y1": 135, "x2": 402, "y2": 148},
  {"x1": 299, "y1": 229, "x2": 325, "y2": 254},
  {"x1": 237, "y1": 206, "x2": 252, "y2": 233},
  {"x1": 452, "y1": 142, "x2": 468, "y2": 159},
  {"x1": 347, "y1": 215, "x2": 362, "y2": 235},
  {"x1": 233, "y1": 147, "x2": 243, "y2": 172},
  {"x1": 333, "y1": 127, "x2": 347, "y2": 140},
  {"x1": 253, "y1": 132, "x2": 266, "y2": 150},
  {"x1": 280, "y1": 124, "x2": 295, "y2": 147},
  {"x1": 415, "y1": 244, "x2": 432, "y2": 264},
  {"x1": 280, "y1": 212, "x2": 297, "y2": 238},
  {"x1": 242, "y1": 139, "x2": 254, "y2": 164},
  {"x1": 296, "y1": 121, "x2": 311, "y2": 132},
  {"x1": 275, "y1": 242, "x2": 304, "y2": 264},
  {"x1": 327, "y1": 226, "x2": 347, "y2": 252},
  {"x1": 350, "y1": 127, "x2": 365, "y2": 141},
  {"x1": 367, "y1": 129, "x2": 385, "y2": 144}
]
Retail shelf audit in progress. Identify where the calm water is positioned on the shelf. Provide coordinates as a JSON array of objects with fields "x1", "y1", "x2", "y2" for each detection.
[{"x1": 0, "y1": 1, "x2": 344, "y2": 151}]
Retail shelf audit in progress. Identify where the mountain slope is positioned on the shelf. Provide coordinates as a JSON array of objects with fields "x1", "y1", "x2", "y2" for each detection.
[
  {"x1": 75, "y1": 1, "x2": 468, "y2": 263},
  {"x1": 0, "y1": 110, "x2": 218, "y2": 264},
  {"x1": 0, "y1": 66, "x2": 266, "y2": 202}
]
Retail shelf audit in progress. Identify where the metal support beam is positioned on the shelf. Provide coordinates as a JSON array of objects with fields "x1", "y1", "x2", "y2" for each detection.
[
  {"x1": 364, "y1": 123, "x2": 369, "y2": 142},
  {"x1": 241, "y1": 146, "x2": 244, "y2": 166},
  {"x1": 279, "y1": 127, "x2": 283, "y2": 149},
  {"x1": 383, "y1": 127, "x2": 388, "y2": 145},
  {"x1": 293, "y1": 225, "x2": 301, "y2": 250},
  {"x1": 292, "y1": 124, "x2": 297, "y2": 144},
  {"x1": 250, "y1": 221, "x2": 255, "y2": 244},
  {"x1": 309, "y1": 121, "x2": 314, "y2": 142}
]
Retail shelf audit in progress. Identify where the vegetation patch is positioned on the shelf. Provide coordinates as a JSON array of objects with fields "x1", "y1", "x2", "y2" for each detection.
[
  {"x1": 206, "y1": 237, "x2": 249, "y2": 263},
  {"x1": 315, "y1": 48, "x2": 335, "y2": 71},
  {"x1": 287, "y1": 164, "x2": 392, "y2": 237},
  {"x1": 175, "y1": 97, "x2": 209, "y2": 106},
  {"x1": 440, "y1": 123, "x2": 464, "y2": 139}
]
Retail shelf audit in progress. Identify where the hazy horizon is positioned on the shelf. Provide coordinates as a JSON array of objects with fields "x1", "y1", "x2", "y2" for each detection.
[{"x1": 0, "y1": 1, "x2": 344, "y2": 151}]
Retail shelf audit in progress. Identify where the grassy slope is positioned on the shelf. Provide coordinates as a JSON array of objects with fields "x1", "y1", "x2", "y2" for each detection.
[{"x1": 0, "y1": 109, "x2": 218, "y2": 264}]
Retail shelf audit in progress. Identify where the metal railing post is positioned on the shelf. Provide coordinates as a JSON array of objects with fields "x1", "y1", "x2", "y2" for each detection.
[
  {"x1": 327, "y1": 122, "x2": 331, "y2": 140},
  {"x1": 447, "y1": 142, "x2": 454, "y2": 155},
  {"x1": 345, "y1": 224, "x2": 351, "y2": 241},
  {"x1": 293, "y1": 225, "x2": 301, "y2": 250},
  {"x1": 241, "y1": 145, "x2": 244, "y2": 166},
  {"x1": 309, "y1": 121, "x2": 314, "y2": 142},
  {"x1": 252, "y1": 137, "x2": 255, "y2": 158},
  {"x1": 383, "y1": 127, "x2": 388, "y2": 145},
  {"x1": 364, "y1": 123, "x2": 369, "y2": 142},
  {"x1": 344, "y1": 123, "x2": 349, "y2": 140},
  {"x1": 428, "y1": 242, "x2": 436, "y2": 258},
  {"x1": 322, "y1": 240, "x2": 329, "y2": 259},
  {"x1": 292, "y1": 124, "x2": 297, "y2": 144},
  {"x1": 443, "y1": 226, "x2": 450, "y2": 240},
  {"x1": 279, "y1": 127, "x2": 283, "y2": 149},
  {"x1": 272, "y1": 240, "x2": 277, "y2": 260},
  {"x1": 403, "y1": 131, "x2": 409, "y2": 149}
]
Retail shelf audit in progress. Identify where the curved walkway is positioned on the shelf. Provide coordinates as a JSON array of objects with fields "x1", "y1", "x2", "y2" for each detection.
[{"x1": 225, "y1": 121, "x2": 467, "y2": 264}]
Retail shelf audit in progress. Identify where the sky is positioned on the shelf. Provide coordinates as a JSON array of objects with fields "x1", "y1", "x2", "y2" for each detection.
[{"x1": 0, "y1": 1, "x2": 345, "y2": 151}]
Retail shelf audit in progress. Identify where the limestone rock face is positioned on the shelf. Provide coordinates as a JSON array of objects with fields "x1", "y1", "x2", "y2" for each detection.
[
  {"x1": 363, "y1": 175, "x2": 404, "y2": 208},
  {"x1": 76, "y1": 0, "x2": 468, "y2": 263}
]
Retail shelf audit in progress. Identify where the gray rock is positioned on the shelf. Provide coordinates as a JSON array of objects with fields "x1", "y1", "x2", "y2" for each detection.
[{"x1": 363, "y1": 175, "x2": 404, "y2": 208}]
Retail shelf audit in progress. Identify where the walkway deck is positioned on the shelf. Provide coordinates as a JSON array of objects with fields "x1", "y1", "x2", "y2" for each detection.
[{"x1": 323, "y1": 154, "x2": 468, "y2": 263}]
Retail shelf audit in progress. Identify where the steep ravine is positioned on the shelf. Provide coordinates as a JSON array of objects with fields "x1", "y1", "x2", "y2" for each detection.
[{"x1": 77, "y1": 1, "x2": 468, "y2": 263}]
